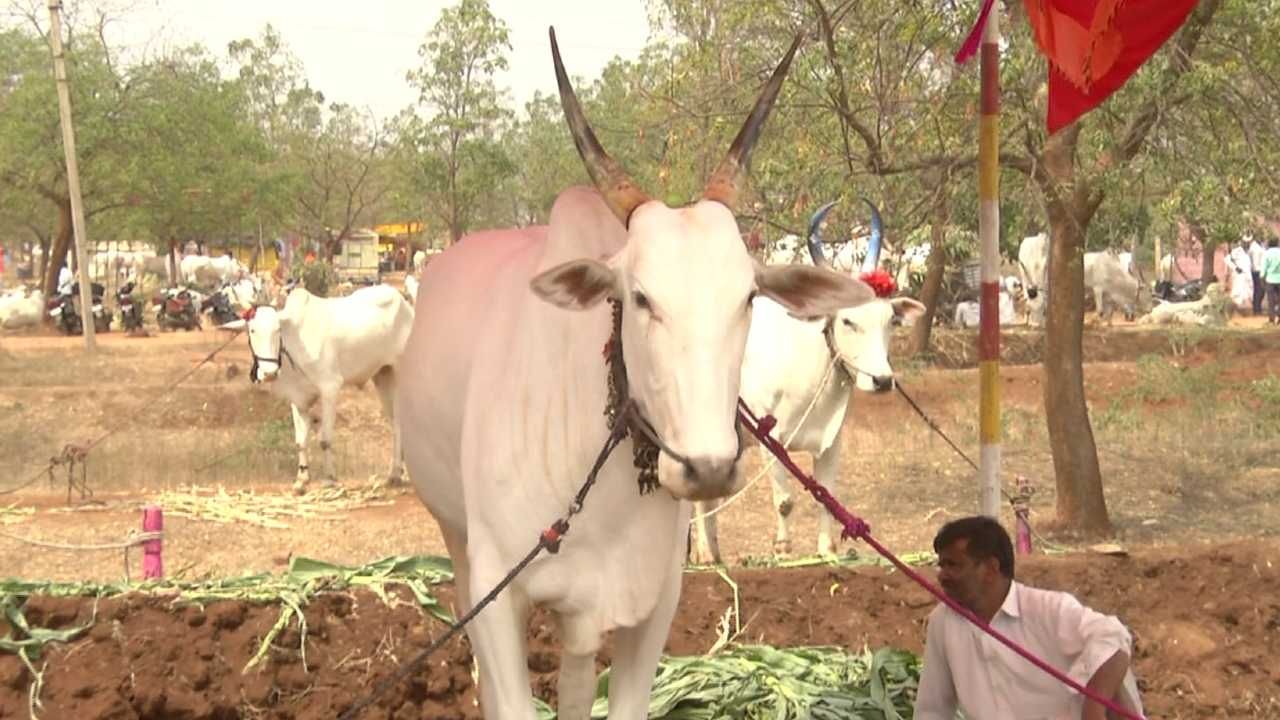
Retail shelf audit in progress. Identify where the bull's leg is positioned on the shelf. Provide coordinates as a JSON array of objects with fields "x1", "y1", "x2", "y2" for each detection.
[
  {"x1": 290, "y1": 404, "x2": 311, "y2": 495},
  {"x1": 466, "y1": 563, "x2": 535, "y2": 719},
  {"x1": 556, "y1": 614, "x2": 601, "y2": 720},
  {"x1": 689, "y1": 499, "x2": 722, "y2": 565},
  {"x1": 813, "y1": 441, "x2": 843, "y2": 557},
  {"x1": 768, "y1": 460, "x2": 793, "y2": 555},
  {"x1": 607, "y1": 557, "x2": 682, "y2": 720},
  {"x1": 439, "y1": 527, "x2": 480, "y2": 705},
  {"x1": 371, "y1": 366, "x2": 404, "y2": 485},
  {"x1": 316, "y1": 389, "x2": 340, "y2": 486}
]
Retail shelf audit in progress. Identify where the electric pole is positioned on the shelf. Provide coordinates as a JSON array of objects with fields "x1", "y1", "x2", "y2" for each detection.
[{"x1": 47, "y1": 0, "x2": 97, "y2": 352}]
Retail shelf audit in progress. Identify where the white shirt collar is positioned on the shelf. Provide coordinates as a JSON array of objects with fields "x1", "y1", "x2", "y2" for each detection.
[{"x1": 995, "y1": 579, "x2": 1021, "y2": 619}]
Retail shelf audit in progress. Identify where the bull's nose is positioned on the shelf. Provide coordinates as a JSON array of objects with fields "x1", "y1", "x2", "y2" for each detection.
[
  {"x1": 872, "y1": 375, "x2": 894, "y2": 393},
  {"x1": 683, "y1": 455, "x2": 738, "y2": 489}
]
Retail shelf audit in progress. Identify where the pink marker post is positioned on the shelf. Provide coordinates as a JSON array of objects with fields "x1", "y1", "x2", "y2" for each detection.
[{"x1": 142, "y1": 505, "x2": 164, "y2": 579}]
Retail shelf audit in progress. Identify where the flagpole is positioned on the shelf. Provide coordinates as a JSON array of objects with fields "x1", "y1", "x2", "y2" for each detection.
[{"x1": 977, "y1": 7, "x2": 1002, "y2": 519}]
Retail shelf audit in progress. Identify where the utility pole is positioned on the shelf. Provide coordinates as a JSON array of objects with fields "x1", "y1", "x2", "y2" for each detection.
[{"x1": 47, "y1": 0, "x2": 97, "y2": 353}]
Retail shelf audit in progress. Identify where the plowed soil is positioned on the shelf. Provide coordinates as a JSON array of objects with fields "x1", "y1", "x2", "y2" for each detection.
[{"x1": 1, "y1": 539, "x2": 1276, "y2": 719}]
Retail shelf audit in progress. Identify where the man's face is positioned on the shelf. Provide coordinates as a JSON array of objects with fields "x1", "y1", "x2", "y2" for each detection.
[{"x1": 937, "y1": 538, "x2": 999, "y2": 612}]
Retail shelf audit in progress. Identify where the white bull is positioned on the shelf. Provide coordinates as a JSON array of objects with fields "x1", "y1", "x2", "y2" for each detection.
[
  {"x1": 182, "y1": 255, "x2": 248, "y2": 288},
  {"x1": 394, "y1": 31, "x2": 872, "y2": 720},
  {"x1": 692, "y1": 200, "x2": 923, "y2": 562},
  {"x1": 1017, "y1": 232, "x2": 1049, "y2": 325},
  {"x1": 1084, "y1": 250, "x2": 1142, "y2": 322},
  {"x1": 402, "y1": 274, "x2": 419, "y2": 304},
  {"x1": 223, "y1": 284, "x2": 414, "y2": 494},
  {"x1": 0, "y1": 289, "x2": 44, "y2": 330}
]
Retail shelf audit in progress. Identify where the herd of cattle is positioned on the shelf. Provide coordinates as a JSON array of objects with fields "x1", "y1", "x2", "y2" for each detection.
[{"x1": 0, "y1": 31, "x2": 1243, "y2": 720}]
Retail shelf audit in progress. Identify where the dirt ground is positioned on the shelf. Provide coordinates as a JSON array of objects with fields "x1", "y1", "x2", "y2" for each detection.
[
  {"x1": 0, "y1": 539, "x2": 1275, "y2": 719},
  {"x1": 2, "y1": 318, "x2": 1280, "y2": 717}
]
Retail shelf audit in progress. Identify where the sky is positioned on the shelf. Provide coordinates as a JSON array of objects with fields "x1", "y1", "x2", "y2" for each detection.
[{"x1": 101, "y1": 0, "x2": 656, "y2": 120}]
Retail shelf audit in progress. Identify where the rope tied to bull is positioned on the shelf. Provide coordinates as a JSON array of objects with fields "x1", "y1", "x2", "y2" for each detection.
[
  {"x1": 337, "y1": 400, "x2": 636, "y2": 720},
  {"x1": 736, "y1": 398, "x2": 1146, "y2": 720}
]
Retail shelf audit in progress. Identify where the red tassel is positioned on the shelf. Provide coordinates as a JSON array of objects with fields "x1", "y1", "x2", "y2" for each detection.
[{"x1": 859, "y1": 270, "x2": 897, "y2": 299}]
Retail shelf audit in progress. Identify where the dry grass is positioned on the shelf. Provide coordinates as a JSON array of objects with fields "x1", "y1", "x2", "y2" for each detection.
[{"x1": 0, "y1": 324, "x2": 1279, "y2": 582}]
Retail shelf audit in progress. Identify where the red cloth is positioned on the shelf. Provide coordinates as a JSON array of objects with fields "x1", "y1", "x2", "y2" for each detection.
[{"x1": 1024, "y1": 0, "x2": 1198, "y2": 133}]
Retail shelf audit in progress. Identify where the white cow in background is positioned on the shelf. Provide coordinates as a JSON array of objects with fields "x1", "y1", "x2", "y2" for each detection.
[
  {"x1": 1017, "y1": 232, "x2": 1050, "y2": 326},
  {"x1": 394, "y1": 33, "x2": 873, "y2": 720},
  {"x1": 1084, "y1": 250, "x2": 1143, "y2": 322},
  {"x1": 402, "y1": 274, "x2": 419, "y2": 304},
  {"x1": 412, "y1": 249, "x2": 427, "y2": 276},
  {"x1": 182, "y1": 255, "x2": 248, "y2": 288},
  {"x1": 692, "y1": 199, "x2": 921, "y2": 563},
  {"x1": 222, "y1": 284, "x2": 415, "y2": 494},
  {"x1": 952, "y1": 288, "x2": 1018, "y2": 328},
  {"x1": 0, "y1": 289, "x2": 44, "y2": 330},
  {"x1": 1139, "y1": 282, "x2": 1227, "y2": 325}
]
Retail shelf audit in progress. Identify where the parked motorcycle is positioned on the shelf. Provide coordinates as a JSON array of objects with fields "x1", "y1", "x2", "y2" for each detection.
[
  {"x1": 153, "y1": 286, "x2": 202, "y2": 331},
  {"x1": 47, "y1": 282, "x2": 110, "y2": 335},
  {"x1": 117, "y1": 281, "x2": 145, "y2": 333},
  {"x1": 1153, "y1": 278, "x2": 1204, "y2": 304},
  {"x1": 202, "y1": 286, "x2": 242, "y2": 326}
]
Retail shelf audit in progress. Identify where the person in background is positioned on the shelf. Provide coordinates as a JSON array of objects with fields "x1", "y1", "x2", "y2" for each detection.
[
  {"x1": 1248, "y1": 233, "x2": 1267, "y2": 315},
  {"x1": 915, "y1": 517, "x2": 1143, "y2": 720},
  {"x1": 1227, "y1": 240, "x2": 1254, "y2": 314},
  {"x1": 1261, "y1": 236, "x2": 1280, "y2": 325}
]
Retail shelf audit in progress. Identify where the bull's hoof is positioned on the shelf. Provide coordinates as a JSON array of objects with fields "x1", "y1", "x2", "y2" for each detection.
[
  {"x1": 292, "y1": 480, "x2": 308, "y2": 496},
  {"x1": 776, "y1": 499, "x2": 794, "y2": 518},
  {"x1": 772, "y1": 538, "x2": 792, "y2": 557}
]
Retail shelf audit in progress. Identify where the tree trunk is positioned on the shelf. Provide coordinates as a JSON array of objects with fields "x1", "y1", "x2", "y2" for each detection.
[
  {"x1": 41, "y1": 196, "x2": 73, "y2": 301},
  {"x1": 37, "y1": 236, "x2": 51, "y2": 282},
  {"x1": 1041, "y1": 124, "x2": 1112, "y2": 535},
  {"x1": 909, "y1": 190, "x2": 950, "y2": 354},
  {"x1": 168, "y1": 238, "x2": 179, "y2": 285}
]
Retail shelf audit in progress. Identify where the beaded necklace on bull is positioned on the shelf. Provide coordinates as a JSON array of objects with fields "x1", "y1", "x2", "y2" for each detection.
[{"x1": 603, "y1": 297, "x2": 661, "y2": 495}]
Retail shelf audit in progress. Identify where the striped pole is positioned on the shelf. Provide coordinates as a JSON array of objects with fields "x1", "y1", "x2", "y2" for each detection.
[{"x1": 977, "y1": 8, "x2": 1002, "y2": 519}]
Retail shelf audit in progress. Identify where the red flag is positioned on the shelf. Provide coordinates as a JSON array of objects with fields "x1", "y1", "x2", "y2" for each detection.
[{"x1": 1024, "y1": 0, "x2": 1198, "y2": 134}]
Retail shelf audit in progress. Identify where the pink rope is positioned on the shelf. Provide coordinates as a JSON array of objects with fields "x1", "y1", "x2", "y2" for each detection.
[{"x1": 735, "y1": 399, "x2": 1145, "y2": 720}]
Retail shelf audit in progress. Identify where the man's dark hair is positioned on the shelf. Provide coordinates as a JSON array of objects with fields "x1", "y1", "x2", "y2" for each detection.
[
  {"x1": 1269, "y1": 237, "x2": 1279, "y2": 249},
  {"x1": 933, "y1": 516, "x2": 1015, "y2": 578}
]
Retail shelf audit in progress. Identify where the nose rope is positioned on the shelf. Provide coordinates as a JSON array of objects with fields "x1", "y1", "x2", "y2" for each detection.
[{"x1": 627, "y1": 402, "x2": 747, "y2": 474}]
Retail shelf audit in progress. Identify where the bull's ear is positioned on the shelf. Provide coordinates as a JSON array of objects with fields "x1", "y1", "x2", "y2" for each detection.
[
  {"x1": 755, "y1": 262, "x2": 875, "y2": 316},
  {"x1": 892, "y1": 297, "x2": 926, "y2": 323},
  {"x1": 219, "y1": 319, "x2": 247, "y2": 331},
  {"x1": 531, "y1": 258, "x2": 618, "y2": 310}
]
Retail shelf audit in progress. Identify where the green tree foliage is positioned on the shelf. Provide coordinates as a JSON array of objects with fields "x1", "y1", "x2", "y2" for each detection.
[{"x1": 401, "y1": 0, "x2": 515, "y2": 243}]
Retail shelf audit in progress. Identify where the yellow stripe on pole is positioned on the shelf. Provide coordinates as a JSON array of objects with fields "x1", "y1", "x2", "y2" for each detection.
[{"x1": 979, "y1": 360, "x2": 1001, "y2": 444}]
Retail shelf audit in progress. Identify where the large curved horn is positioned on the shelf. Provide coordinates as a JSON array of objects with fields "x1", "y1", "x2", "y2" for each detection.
[
  {"x1": 550, "y1": 28, "x2": 650, "y2": 226},
  {"x1": 703, "y1": 34, "x2": 804, "y2": 209},
  {"x1": 806, "y1": 201, "x2": 838, "y2": 266},
  {"x1": 858, "y1": 197, "x2": 884, "y2": 273}
]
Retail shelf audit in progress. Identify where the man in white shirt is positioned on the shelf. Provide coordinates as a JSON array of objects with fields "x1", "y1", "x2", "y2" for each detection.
[
  {"x1": 915, "y1": 516, "x2": 1143, "y2": 720},
  {"x1": 1248, "y1": 234, "x2": 1267, "y2": 315}
]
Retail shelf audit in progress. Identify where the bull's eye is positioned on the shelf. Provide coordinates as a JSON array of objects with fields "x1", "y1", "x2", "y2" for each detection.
[
  {"x1": 632, "y1": 291, "x2": 650, "y2": 311},
  {"x1": 842, "y1": 318, "x2": 859, "y2": 331}
]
